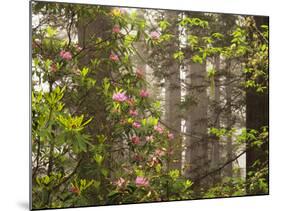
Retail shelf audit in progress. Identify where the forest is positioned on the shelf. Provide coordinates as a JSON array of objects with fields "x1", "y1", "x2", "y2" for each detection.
[{"x1": 31, "y1": 1, "x2": 269, "y2": 209}]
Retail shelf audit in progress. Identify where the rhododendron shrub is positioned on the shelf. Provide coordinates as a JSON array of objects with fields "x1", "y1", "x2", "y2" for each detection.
[
  {"x1": 31, "y1": 2, "x2": 192, "y2": 209},
  {"x1": 31, "y1": 1, "x2": 269, "y2": 209}
]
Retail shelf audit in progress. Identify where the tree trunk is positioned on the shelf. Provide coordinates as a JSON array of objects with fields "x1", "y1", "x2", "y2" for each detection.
[
  {"x1": 225, "y1": 60, "x2": 233, "y2": 178},
  {"x1": 185, "y1": 61, "x2": 208, "y2": 183},
  {"x1": 76, "y1": 9, "x2": 112, "y2": 180},
  {"x1": 246, "y1": 16, "x2": 269, "y2": 194},
  {"x1": 164, "y1": 11, "x2": 182, "y2": 171},
  {"x1": 210, "y1": 56, "x2": 221, "y2": 182}
]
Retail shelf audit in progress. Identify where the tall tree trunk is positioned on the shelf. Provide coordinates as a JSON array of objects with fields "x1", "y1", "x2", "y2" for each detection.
[
  {"x1": 225, "y1": 60, "x2": 233, "y2": 177},
  {"x1": 185, "y1": 61, "x2": 208, "y2": 183},
  {"x1": 76, "y1": 9, "x2": 112, "y2": 180},
  {"x1": 210, "y1": 55, "x2": 221, "y2": 182},
  {"x1": 164, "y1": 11, "x2": 182, "y2": 171},
  {"x1": 246, "y1": 16, "x2": 269, "y2": 194}
]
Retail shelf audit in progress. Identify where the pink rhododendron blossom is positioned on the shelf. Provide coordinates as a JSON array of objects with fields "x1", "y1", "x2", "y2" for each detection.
[
  {"x1": 60, "y1": 50, "x2": 72, "y2": 60},
  {"x1": 131, "y1": 136, "x2": 141, "y2": 145},
  {"x1": 135, "y1": 176, "x2": 149, "y2": 187},
  {"x1": 129, "y1": 109, "x2": 138, "y2": 116},
  {"x1": 140, "y1": 89, "x2": 149, "y2": 98},
  {"x1": 112, "y1": 25, "x2": 121, "y2": 33},
  {"x1": 150, "y1": 31, "x2": 160, "y2": 40},
  {"x1": 114, "y1": 177, "x2": 126, "y2": 188},
  {"x1": 168, "y1": 132, "x2": 174, "y2": 140},
  {"x1": 112, "y1": 92, "x2": 128, "y2": 102},
  {"x1": 132, "y1": 122, "x2": 141, "y2": 128},
  {"x1": 154, "y1": 124, "x2": 164, "y2": 134},
  {"x1": 155, "y1": 148, "x2": 165, "y2": 157},
  {"x1": 109, "y1": 53, "x2": 119, "y2": 61},
  {"x1": 145, "y1": 135, "x2": 154, "y2": 142},
  {"x1": 136, "y1": 68, "x2": 144, "y2": 78}
]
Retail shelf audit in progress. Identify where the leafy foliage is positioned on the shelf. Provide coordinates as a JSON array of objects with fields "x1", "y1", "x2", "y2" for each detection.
[{"x1": 31, "y1": 2, "x2": 269, "y2": 209}]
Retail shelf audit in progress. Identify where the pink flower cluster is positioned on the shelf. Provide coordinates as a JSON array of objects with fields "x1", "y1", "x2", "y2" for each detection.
[
  {"x1": 135, "y1": 176, "x2": 149, "y2": 187},
  {"x1": 131, "y1": 136, "x2": 141, "y2": 145},
  {"x1": 129, "y1": 109, "x2": 138, "y2": 116},
  {"x1": 112, "y1": 25, "x2": 121, "y2": 33},
  {"x1": 150, "y1": 31, "x2": 160, "y2": 40},
  {"x1": 168, "y1": 132, "x2": 174, "y2": 140},
  {"x1": 112, "y1": 92, "x2": 128, "y2": 102},
  {"x1": 154, "y1": 124, "x2": 164, "y2": 134},
  {"x1": 132, "y1": 122, "x2": 141, "y2": 129},
  {"x1": 59, "y1": 50, "x2": 72, "y2": 61},
  {"x1": 109, "y1": 53, "x2": 119, "y2": 61},
  {"x1": 140, "y1": 89, "x2": 149, "y2": 98}
]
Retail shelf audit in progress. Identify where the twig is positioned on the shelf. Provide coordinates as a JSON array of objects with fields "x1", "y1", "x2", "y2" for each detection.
[{"x1": 193, "y1": 150, "x2": 246, "y2": 184}]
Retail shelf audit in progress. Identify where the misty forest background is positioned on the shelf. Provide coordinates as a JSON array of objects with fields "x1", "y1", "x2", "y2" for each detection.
[{"x1": 31, "y1": 1, "x2": 269, "y2": 209}]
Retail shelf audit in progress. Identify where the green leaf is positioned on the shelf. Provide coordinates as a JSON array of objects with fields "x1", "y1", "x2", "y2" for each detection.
[
  {"x1": 212, "y1": 32, "x2": 224, "y2": 39},
  {"x1": 101, "y1": 168, "x2": 109, "y2": 177},
  {"x1": 81, "y1": 67, "x2": 89, "y2": 77},
  {"x1": 141, "y1": 118, "x2": 147, "y2": 126},
  {"x1": 93, "y1": 180, "x2": 101, "y2": 189},
  {"x1": 124, "y1": 34, "x2": 135, "y2": 47},
  {"x1": 185, "y1": 180, "x2": 193, "y2": 189},
  {"x1": 191, "y1": 55, "x2": 203, "y2": 64},
  {"x1": 43, "y1": 176, "x2": 50, "y2": 185},
  {"x1": 107, "y1": 190, "x2": 120, "y2": 198},
  {"x1": 169, "y1": 169, "x2": 180, "y2": 180},
  {"x1": 187, "y1": 35, "x2": 198, "y2": 48},
  {"x1": 159, "y1": 20, "x2": 170, "y2": 30},
  {"x1": 173, "y1": 51, "x2": 184, "y2": 61},
  {"x1": 97, "y1": 134, "x2": 107, "y2": 144},
  {"x1": 81, "y1": 117, "x2": 93, "y2": 127},
  {"x1": 45, "y1": 26, "x2": 57, "y2": 37},
  {"x1": 134, "y1": 168, "x2": 144, "y2": 177},
  {"x1": 155, "y1": 164, "x2": 162, "y2": 173},
  {"x1": 207, "y1": 68, "x2": 216, "y2": 78},
  {"x1": 94, "y1": 154, "x2": 104, "y2": 165}
]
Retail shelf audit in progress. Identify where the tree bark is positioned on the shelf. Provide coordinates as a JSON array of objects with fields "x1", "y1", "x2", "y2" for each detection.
[
  {"x1": 210, "y1": 56, "x2": 221, "y2": 182},
  {"x1": 246, "y1": 16, "x2": 269, "y2": 194},
  {"x1": 164, "y1": 11, "x2": 182, "y2": 171},
  {"x1": 225, "y1": 60, "x2": 233, "y2": 178},
  {"x1": 185, "y1": 61, "x2": 208, "y2": 183},
  {"x1": 76, "y1": 9, "x2": 112, "y2": 180}
]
